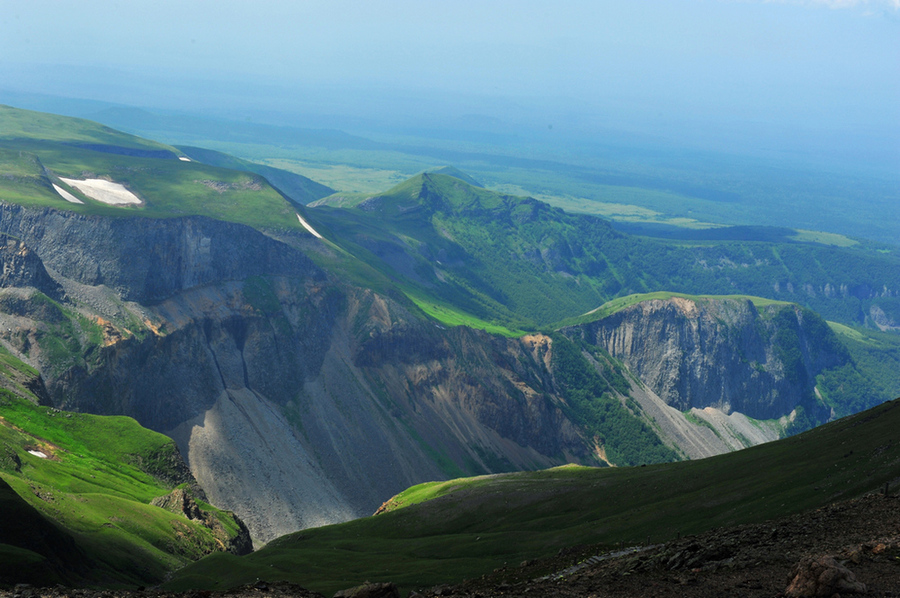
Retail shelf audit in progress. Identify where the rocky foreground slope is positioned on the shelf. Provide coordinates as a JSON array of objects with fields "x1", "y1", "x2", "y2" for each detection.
[
  {"x1": 430, "y1": 491, "x2": 900, "y2": 598},
  {"x1": 6, "y1": 481, "x2": 897, "y2": 597}
]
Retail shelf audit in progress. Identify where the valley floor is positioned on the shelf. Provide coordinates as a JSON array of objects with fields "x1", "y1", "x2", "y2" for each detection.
[{"x1": 5, "y1": 491, "x2": 899, "y2": 598}]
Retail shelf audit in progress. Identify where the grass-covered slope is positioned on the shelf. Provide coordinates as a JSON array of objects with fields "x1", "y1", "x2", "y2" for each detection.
[
  {"x1": 0, "y1": 106, "x2": 311, "y2": 231},
  {"x1": 0, "y1": 474, "x2": 92, "y2": 587},
  {"x1": 177, "y1": 145, "x2": 335, "y2": 205},
  {"x1": 0, "y1": 346, "x2": 247, "y2": 587},
  {"x1": 166, "y1": 397, "x2": 900, "y2": 595},
  {"x1": 0, "y1": 104, "x2": 178, "y2": 155},
  {"x1": 309, "y1": 173, "x2": 900, "y2": 332}
]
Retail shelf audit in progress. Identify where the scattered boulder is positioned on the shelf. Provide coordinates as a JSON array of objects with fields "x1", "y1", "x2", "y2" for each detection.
[
  {"x1": 332, "y1": 582, "x2": 399, "y2": 598},
  {"x1": 785, "y1": 555, "x2": 866, "y2": 597}
]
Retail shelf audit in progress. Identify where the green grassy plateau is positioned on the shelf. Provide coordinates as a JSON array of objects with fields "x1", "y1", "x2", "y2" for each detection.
[
  {"x1": 166, "y1": 398, "x2": 900, "y2": 596},
  {"x1": 0, "y1": 105, "x2": 177, "y2": 153},
  {"x1": 176, "y1": 145, "x2": 335, "y2": 205},
  {"x1": 0, "y1": 106, "x2": 307, "y2": 231}
]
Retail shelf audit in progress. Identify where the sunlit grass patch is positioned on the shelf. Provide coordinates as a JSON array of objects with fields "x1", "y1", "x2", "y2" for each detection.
[
  {"x1": 406, "y1": 293, "x2": 526, "y2": 337},
  {"x1": 790, "y1": 229, "x2": 858, "y2": 247}
]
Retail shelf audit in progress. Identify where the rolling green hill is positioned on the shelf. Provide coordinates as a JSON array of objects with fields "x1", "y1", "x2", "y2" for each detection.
[
  {"x1": 424, "y1": 165, "x2": 483, "y2": 187},
  {"x1": 0, "y1": 106, "x2": 311, "y2": 231},
  {"x1": 0, "y1": 104, "x2": 178, "y2": 155},
  {"x1": 176, "y1": 145, "x2": 335, "y2": 205},
  {"x1": 308, "y1": 172, "x2": 900, "y2": 332},
  {"x1": 166, "y1": 398, "x2": 900, "y2": 595}
]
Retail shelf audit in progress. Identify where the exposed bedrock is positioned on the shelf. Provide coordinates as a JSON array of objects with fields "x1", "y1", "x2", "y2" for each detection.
[
  {"x1": 0, "y1": 202, "x2": 323, "y2": 303},
  {"x1": 57, "y1": 282, "x2": 591, "y2": 543},
  {"x1": 567, "y1": 297, "x2": 848, "y2": 419}
]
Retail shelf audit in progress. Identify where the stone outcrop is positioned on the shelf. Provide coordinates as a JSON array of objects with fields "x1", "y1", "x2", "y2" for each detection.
[
  {"x1": 0, "y1": 237, "x2": 62, "y2": 299},
  {"x1": 785, "y1": 555, "x2": 866, "y2": 596},
  {"x1": 333, "y1": 582, "x2": 399, "y2": 598},
  {"x1": 151, "y1": 487, "x2": 253, "y2": 556}
]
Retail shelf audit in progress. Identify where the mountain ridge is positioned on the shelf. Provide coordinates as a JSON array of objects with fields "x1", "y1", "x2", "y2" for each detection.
[
  {"x1": 308, "y1": 172, "x2": 900, "y2": 331},
  {"x1": 0, "y1": 106, "x2": 897, "y2": 559}
]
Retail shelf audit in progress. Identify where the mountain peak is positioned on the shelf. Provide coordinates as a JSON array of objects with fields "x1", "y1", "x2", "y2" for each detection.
[{"x1": 424, "y1": 166, "x2": 483, "y2": 188}]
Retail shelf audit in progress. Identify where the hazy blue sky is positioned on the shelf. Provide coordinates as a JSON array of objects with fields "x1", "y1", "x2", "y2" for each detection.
[{"x1": 1, "y1": 0, "x2": 898, "y2": 167}]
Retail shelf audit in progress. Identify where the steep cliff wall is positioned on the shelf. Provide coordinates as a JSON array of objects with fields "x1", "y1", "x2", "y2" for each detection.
[
  {"x1": 566, "y1": 297, "x2": 849, "y2": 419},
  {"x1": 0, "y1": 202, "x2": 597, "y2": 543},
  {"x1": 0, "y1": 203, "x2": 323, "y2": 303},
  {"x1": 56, "y1": 283, "x2": 594, "y2": 543}
]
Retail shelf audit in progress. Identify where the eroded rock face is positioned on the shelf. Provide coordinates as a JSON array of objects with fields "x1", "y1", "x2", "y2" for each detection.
[
  {"x1": 151, "y1": 487, "x2": 253, "y2": 556},
  {"x1": 568, "y1": 297, "x2": 848, "y2": 419},
  {"x1": 0, "y1": 237, "x2": 62, "y2": 299},
  {"x1": 0, "y1": 203, "x2": 852, "y2": 545},
  {"x1": 0, "y1": 203, "x2": 324, "y2": 303}
]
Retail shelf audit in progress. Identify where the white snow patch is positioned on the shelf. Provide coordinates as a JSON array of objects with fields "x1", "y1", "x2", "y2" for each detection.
[
  {"x1": 296, "y1": 213, "x2": 323, "y2": 239},
  {"x1": 27, "y1": 450, "x2": 48, "y2": 459},
  {"x1": 52, "y1": 183, "x2": 83, "y2": 204},
  {"x1": 59, "y1": 177, "x2": 142, "y2": 206},
  {"x1": 178, "y1": 156, "x2": 192, "y2": 162}
]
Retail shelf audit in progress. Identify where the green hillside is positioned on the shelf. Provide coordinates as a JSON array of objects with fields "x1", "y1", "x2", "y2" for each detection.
[
  {"x1": 425, "y1": 166, "x2": 483, "y2": 187},
  {"x1": 3, "y1": 106, "x2": 897, "y2": 336},
  {"x1": 0, "y1": 106, "x2": 311, "y2": 231},
  {"x1": 0, "y1": 346, "x2": 247, "y2": 587},
  {"x1": 309, "y1": 173, "x2": 900, "y2": 331},
  {"x1": 166, "y1": 398, "x2": 900, "y2": 596},
  {"x1": 821, "y1": 322, "x2": 900, "y2": 417},
  {"x1": 177, "y1": 145, "x2": 335, "y2": 205},
  {"x1": 0, "y1": 104, "x2": 178, "y2": 154}
]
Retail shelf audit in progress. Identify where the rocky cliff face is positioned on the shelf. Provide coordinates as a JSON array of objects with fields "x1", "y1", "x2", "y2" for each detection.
[
  {"x1": 0, "y1": 202, "x2": 596, "y2": 544},
  {"x1": 0, "y1": 203, "x2": 323, "y2": 303},
  {"x1": 0, "y1": 202, "x2": 857, "y2": 545},
  {"x1": 566, "y1": 297, "x2": 848, "y2": 419}
]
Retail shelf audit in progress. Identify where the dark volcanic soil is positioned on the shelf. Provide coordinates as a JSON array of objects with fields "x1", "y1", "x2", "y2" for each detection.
[{"x1": 3, "y1": 492, "x2": 899, "y2": 598}]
